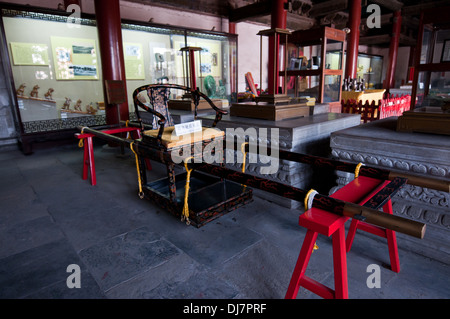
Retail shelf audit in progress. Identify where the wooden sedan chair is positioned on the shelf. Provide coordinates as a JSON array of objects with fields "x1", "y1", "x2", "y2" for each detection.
[{"x1": 130, "y1": 84, "x2": 253, "y2": 227}]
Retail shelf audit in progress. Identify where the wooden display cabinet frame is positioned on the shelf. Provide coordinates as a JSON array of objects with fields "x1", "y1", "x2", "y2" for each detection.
[{"x1": 281, "y1": 26, "x2": 346, "y2": 113}]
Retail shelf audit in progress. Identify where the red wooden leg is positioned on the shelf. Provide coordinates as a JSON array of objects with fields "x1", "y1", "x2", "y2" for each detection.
[
  {"x1": 332, "y1": 226, "x2": 348, "y2": 299},
  {"x1": 87, "y1": 136, "x2": 96, "y2": 186},
  {"x1": 383, "y1": 200, "x2": 400, "y2": 273},
  {"x1": 82, "y1": 140, "x2": 89, "y2": 181},
  {"x1": 285, "y1": 230, "x2": 318, "y2": 299},
  {"x1": 346, "y1": 219, "x2": 359, "y2": 252}
]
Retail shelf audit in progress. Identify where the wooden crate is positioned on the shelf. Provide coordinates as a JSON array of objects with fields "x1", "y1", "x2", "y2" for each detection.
[
  {"x1": 230, "y1": 101, "x2": 311, "y2": 121},
  {"x1": 168, "y1": 98, "x2": 222, "y2": 111}
]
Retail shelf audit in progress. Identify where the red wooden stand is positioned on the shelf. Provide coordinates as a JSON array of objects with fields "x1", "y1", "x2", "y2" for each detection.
[
  {"x1": 76, "y1": 126, "x2": 151, "y2": 186},
  {"x1": 285, "y1": 176, "x2": 400, "y2": 299}
]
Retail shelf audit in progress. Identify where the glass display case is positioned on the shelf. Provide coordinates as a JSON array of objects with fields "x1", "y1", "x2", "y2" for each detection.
[
  {"x1": 283, "y1": 26, "x2": 346, "y2": 112},
  {"x1": 397, "y1": 6, "x2": 450, "y2": 135},
  {"x1": 411, "y1": 8, "x2": 450, "y2": 109},
  {"x1": 327, "y1": 52, "x2": 383, "y2": 89},
  {"x1": 0, "y1": 4, "x2": 237, "y2": 153},
  {"x1": 355, "y1": 53, "x2": 383, "y2": 89}
]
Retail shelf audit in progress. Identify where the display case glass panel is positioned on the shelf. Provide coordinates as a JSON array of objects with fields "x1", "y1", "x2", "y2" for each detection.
[
  {"x1": 324, "y1": 75, "x2": 341, "y2": 102},
  {"x1": 2, "y1": 9, "x2": 105, "y2": 133},
  {"x1": 121, "y1": 23, "x2": 186, "y2": 109},
  {"x1": 325, "y1": 39, "x2": 342, "y2": 70},
  {"x1": 186, "y1": 31, "x2": 236, "y2": 101},
  {"x1": 1, "y1": 6, "x2": 238, "y2": 140},
  {"x1": 296, "y1": 75, "x2": 320, "y2": 100},
  {"x1": 414, "y1": 70, "x2": 450, "y2": 107},
  {"x1": 357, "y1": 53, "x2": 383, "y2": 89}
]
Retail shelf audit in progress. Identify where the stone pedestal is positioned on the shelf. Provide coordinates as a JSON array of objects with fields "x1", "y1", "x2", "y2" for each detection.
[
  {"x1": 201, "y1": 112, "x2": 361, "y2": 209},
  {"x1": 330, "y1": 117, "x2": 450, "y2": 263}
]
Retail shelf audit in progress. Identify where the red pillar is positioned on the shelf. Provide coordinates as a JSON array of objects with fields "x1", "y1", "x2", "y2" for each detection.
[
  {"x1": 268, "y1": 0, "x2": 287, "y2": 95},
  {"x1": 345, "y1": 0, "x2": 361, "y2": 80},
  {"x1": 188, "y1": 48, "x2": 197, "y2": 89},
  {"x1": 229, "y1": 22, "x2": 236, "y2": 35},
  {"x1": 384, "y1": 11, "x2": 402, "y2": 91},
  {"x1": 229, "y1": 22, "x2": 237, "y2": 95},
  {"x1": 406, "y1": 46, "x2": 415, "y2": 83},
  {"x1": 94, "y1": 0, "x2": 129, "y2": 124}
]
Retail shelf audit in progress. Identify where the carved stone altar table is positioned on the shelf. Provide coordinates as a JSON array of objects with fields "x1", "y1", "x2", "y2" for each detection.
[{"x1": 330, "y1": 117, "x2": 450, "y2": 263}]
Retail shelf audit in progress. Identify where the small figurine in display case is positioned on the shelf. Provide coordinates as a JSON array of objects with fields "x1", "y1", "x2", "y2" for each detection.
[
  {"x1": 86, "y1": 102, "x2": 97, "y2": 114},
  {"x1": 62, "y1": 97, "x2": 71, "y2": 110},
  {"x1": 74, "y1": 99, "x2": 82, "y2": 111},
  {"x1": 30, "y1": 85, "x2": 40, "y2": 98},
  {"x1": 16, "y1": 83, "x2": 26, "y2": 97},
  {"x1": 44, "y1": 88, "x2": 54, "y2": 100}
]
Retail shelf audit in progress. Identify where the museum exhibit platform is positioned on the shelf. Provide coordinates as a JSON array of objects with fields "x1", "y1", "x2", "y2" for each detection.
[
  {"x1": 200, "y1": 111, "x2": 361, "y2": 209},
  {"x1": 341, "y1": 89, "x2": 386, "y2": 105},
  {"x1": 330, "y1": 117, "x2": 450, "y2": 263},
  {"x1": 397, "y1": 106, "x2": 450, "y2": 135}
]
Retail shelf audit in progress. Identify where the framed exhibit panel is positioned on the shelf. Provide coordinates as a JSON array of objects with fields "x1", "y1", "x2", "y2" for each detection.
[{"x1": 0, "y1": 4, "x2": 237, "y2": 153}]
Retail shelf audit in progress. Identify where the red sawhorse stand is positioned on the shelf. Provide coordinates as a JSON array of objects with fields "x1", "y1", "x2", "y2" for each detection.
[
  {"x1": 285, "y1": 175, "x2": 400, "y2": 299},
  {"x1": 75, "y1": 126, "x2": 151, "y2": 186}
]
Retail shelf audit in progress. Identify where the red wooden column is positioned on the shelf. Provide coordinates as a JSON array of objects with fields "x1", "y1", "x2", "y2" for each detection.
[
  {"x1": 384, "y1": 11, "x2": 402, "y2": 92},
  {"x1": 267, "y1": 0, "x2": 287, "y2": 95},
  {"x1": 94, "y1": 0, "x2": 129, "y2": 124},
  {"x1": 229, "y1": 22, "x2": 237, "y2": 96},
  {"x1": 229, "y1": 22, "x2": 236, "y2": 35},
  {"x1": 345, "y1": 0, "x2": 361, "y2": 79}
]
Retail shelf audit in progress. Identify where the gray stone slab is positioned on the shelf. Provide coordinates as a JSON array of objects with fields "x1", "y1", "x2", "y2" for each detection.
[
  {"x1": 24, "y1": 271, "x2": 105, "y2": 299},
  {"x1": 79, "y1": 226, "x2": 180, "y2": 292},
  {"x1": 217, "y1": 240, "x2": 296, "y2": 298},
  {"x1": 0, "y1": 239, "x2": 86, "y2": 298},
  {"x1": 0, "y1": 195, "x2": 48, "y2": 227},
  {"x1": 142, "y1": 271, "x2": 238, "y2": 299},
  {"x1": 49, "y1": 203, "x2": 142, "y2": 252},
  {"x1": 0, "y1": 216, "x2": 64, "y2": 259},
  {"x1": 137, "y1": 216, "x2": 263, "y2": 269},
  {"x1": 105, "y1": 252, "x2": 199, "y2": 298}
]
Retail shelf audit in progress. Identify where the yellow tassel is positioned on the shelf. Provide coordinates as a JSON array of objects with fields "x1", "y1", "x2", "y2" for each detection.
[
  {"x1": 354, "y1": 162, "x2": 364, "y2": 179},
  {"x1": 125, "y1": 120, "x2": 131, "y2": 139},
  {"x1": 240, "y1": 142, "x2": 248, "y2": 189},
  {"x1": 130, "y1": 141, "x2": 144, "y2": 199},
  {"x1": 78, "y1": 127, "x2": 87, "y2": 148},
  {"x1": 182, "y1": 156, "x2": 194, "y2": 225},
  {"x1": 241, "y1": 142, "x2": 248, "y2": 173},
  {"x1": 304, "y1": 188, "x2": 319, "y2": 252}
]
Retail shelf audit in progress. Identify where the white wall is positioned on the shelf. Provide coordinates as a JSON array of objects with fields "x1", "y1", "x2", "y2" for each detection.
[{"x1": 234, "y1": 22, "x2": 269, "y2": 92}]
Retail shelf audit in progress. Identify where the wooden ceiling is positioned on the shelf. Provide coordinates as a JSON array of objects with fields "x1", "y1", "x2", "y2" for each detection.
[{"x1": 124, "y1": 0, "x2": 450, "y2": 47}]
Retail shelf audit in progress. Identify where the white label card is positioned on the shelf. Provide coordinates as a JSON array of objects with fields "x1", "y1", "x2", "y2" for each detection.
[{"x1": 174, "y1": 120, "x2": 202, "y2": 136}]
